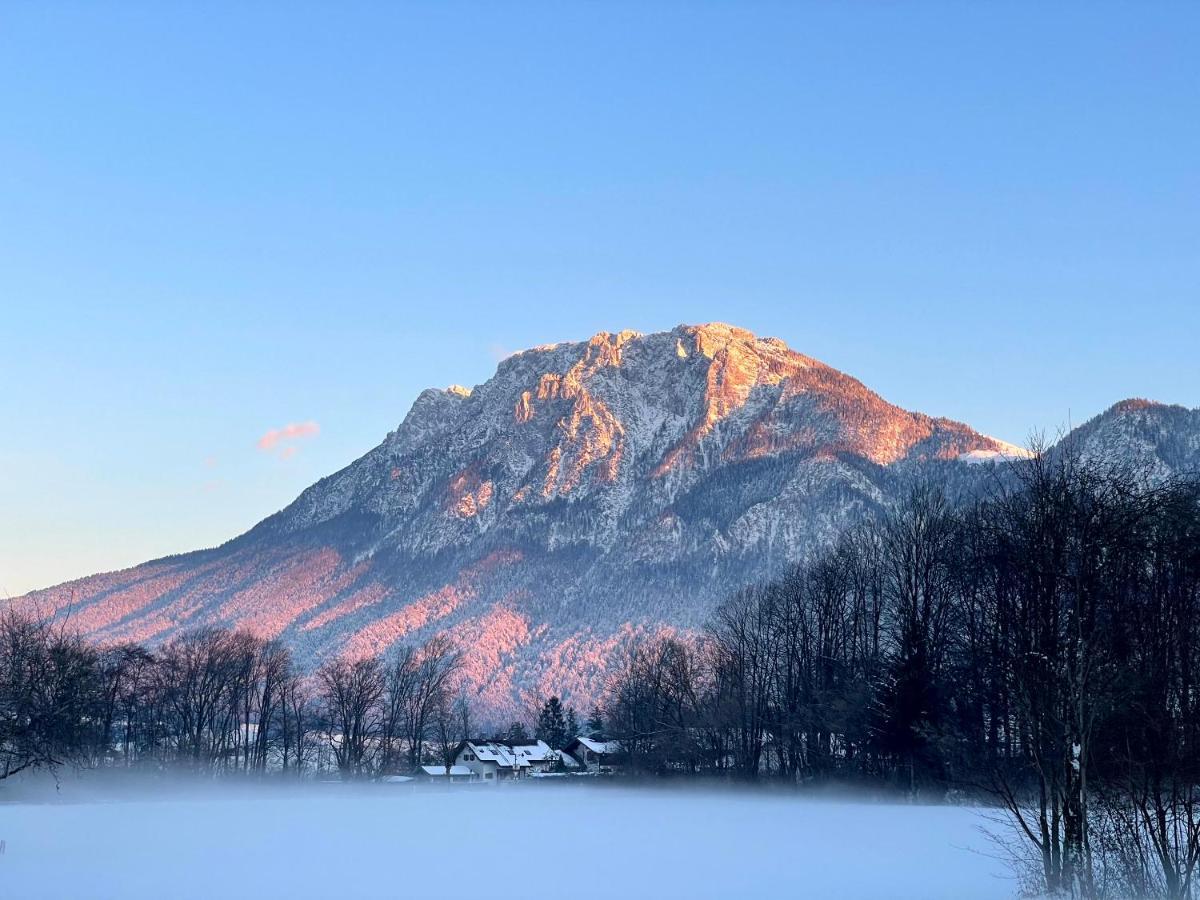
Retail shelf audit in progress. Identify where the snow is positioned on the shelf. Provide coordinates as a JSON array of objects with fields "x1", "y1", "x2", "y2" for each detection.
[
  {"x1": 419, "y1": 765, "x2": 473, "y2": 776},
  {"x1": 509, "y1": 740, "x2": 554, "y2": 762},
  {"x1": 463, "y1": 740, "x2": 523, "y2": 766},
  {"x1": 575, "y1": 736, "x2": 621, "y2": 755},
  {"x1": 958, "y1": 446, "x2": 1033, "y2": 465},
  {"x1": 0, "y1": 785, "x2": 1015, "y2": 899}
]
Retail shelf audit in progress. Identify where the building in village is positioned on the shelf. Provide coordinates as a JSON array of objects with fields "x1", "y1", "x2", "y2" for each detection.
[
  {"x1": 510, "y1": 740, "x2": 557, "y2": 774},
  {"x1": 562, "y1": 736, "x2": 622, "y2": 773},
  {"x1": 453, "y1": 739, "x2": 559, "y2": 781},
  {"x1": 415, "y1": 764, "x2": 477, "y2": 783}
]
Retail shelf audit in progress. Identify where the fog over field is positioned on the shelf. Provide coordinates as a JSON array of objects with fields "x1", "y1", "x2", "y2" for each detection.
[{"x1": 0, "y1": 784, "x2": 1013, "y2": 899}]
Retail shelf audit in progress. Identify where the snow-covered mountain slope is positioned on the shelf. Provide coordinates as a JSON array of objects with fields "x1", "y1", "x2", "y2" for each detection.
[
  {"x1": 17, "y1": 324, "x2": 1192, "y2": 717},
  {"x1": 1058, "y1": 398, "x2": 1200, "y2": 481}
]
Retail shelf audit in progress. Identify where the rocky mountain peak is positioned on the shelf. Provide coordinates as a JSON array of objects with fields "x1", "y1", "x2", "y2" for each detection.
[{"x1": 21, "y1": 323, "x2": 1191, "y2": 720}]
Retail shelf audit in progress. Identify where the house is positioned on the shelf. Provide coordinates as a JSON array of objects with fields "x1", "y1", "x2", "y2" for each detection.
[
  {"x1": 563, "y1": 736, "x2": 622, "y2": 773},
  {"x1": 454, "y1": 740, "x2": 528, "y2": 782},
  {"x1": 415, "y1": 764, "x2": 476, "y2": 784},
  {"x1": 558, "y1": 751, "x2": 581, "y2": 770},
  {"x1": 509, "y1": 740, "x2": 557, "y2": 774},
  {"x1": 454, "y1": 738, "x2": 573, "y2": 781}
]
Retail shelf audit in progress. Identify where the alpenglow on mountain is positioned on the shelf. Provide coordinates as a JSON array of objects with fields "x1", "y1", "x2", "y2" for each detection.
[{"x1": 20, "y1": 323, "x2": 1195, "y2": 717}]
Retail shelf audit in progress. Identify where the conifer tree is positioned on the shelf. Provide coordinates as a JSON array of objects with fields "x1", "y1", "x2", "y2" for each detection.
[{"x1": 536, "y1": 696, "x2": 568, "y2": 748}]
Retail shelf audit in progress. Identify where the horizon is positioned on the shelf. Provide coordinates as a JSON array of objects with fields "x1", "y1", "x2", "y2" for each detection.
[{"x1": 3, "y1": 3, "x2": 1198, "y2": 595}]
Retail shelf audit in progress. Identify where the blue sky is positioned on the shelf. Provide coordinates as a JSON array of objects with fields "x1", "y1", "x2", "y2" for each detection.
[{"x1": 2, "y1": 3, "x2": 1197, "y2": 595}]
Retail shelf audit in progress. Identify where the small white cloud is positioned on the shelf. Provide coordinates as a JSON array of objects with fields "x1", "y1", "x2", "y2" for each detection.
[{"x1": 257, "y1": 421, "x2": 320, "y2": 458}]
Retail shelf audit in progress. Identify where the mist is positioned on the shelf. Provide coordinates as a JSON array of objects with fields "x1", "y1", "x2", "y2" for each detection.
[{"x1": 0, "y1": 780, "x2": 1012, "y2": 899}]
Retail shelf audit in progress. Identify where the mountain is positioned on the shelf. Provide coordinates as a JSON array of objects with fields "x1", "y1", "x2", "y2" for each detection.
[
  {"x1": 1060, "y1": 398, "x2": 1200, "y2": 479},
  {"x1": 19, "y1": 323, "x2": 1191, "y2": 719}
]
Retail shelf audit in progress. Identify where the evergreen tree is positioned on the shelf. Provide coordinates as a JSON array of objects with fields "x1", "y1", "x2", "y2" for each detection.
[
  {"x1": 505, "y1": 720, "x2": 529, "y2": 743},
  {"x1": 564, "y1": 705, "x2": 579, "y2": 741},
  {"x1": 586, "y1": 705, "x2": 604, "y2": 736},
  {"x1": 536, "y1": 696, "x2": 568, "y2": 748}
]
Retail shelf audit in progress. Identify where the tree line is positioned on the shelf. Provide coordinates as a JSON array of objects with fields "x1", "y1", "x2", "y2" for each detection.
[
  {"x1": 0, "y1": 605, "x2": 600, "y2": 786},
  {"x1": 601, "y1": 450, "x2": 1200, "y2": 899},
  {"x1": 0, "y1": 617, "x2": 473, "y2": 781}
]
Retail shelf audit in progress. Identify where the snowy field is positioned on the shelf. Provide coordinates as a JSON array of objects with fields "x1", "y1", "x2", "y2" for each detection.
[{"x1": 0, "y1": 783, "x2": 1015, "y2": 899}]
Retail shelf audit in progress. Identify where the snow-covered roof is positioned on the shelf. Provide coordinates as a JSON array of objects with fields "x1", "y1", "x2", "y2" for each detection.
[
  {"x1": 510, "y1": 740, "x2": 554, "y2": 763},
  {"x1": 464, "y1": 741, "x2": 522, "y2": 767},
  {"x1": 419, "y1": 765, "x2": 473, "y2": 777},
  {"x1": 574, "y1": 736, "x2": 621, "y2": 755}
]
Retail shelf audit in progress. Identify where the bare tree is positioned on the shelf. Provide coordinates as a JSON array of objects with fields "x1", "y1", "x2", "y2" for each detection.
[
  {"x1": 0, "y1": 609, "x2": 102, "y2": 780},
  {"x1": 278, "y1": 669, "x2": 315, "y2": 776},
  {"x1": 402, "y1": 635, "x2": 462, "y2": 770},
  {"x1": 431, "y1": 687, "x2": 471, "y2": 772},
  {"x1": 316, "y1": 656, "x2": 384, "y2": 779}
]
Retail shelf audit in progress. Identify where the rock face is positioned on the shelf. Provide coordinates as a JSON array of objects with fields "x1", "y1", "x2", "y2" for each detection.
[{"x1": 19, "y1": 323, "x2": 1189, "y2": 719}]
